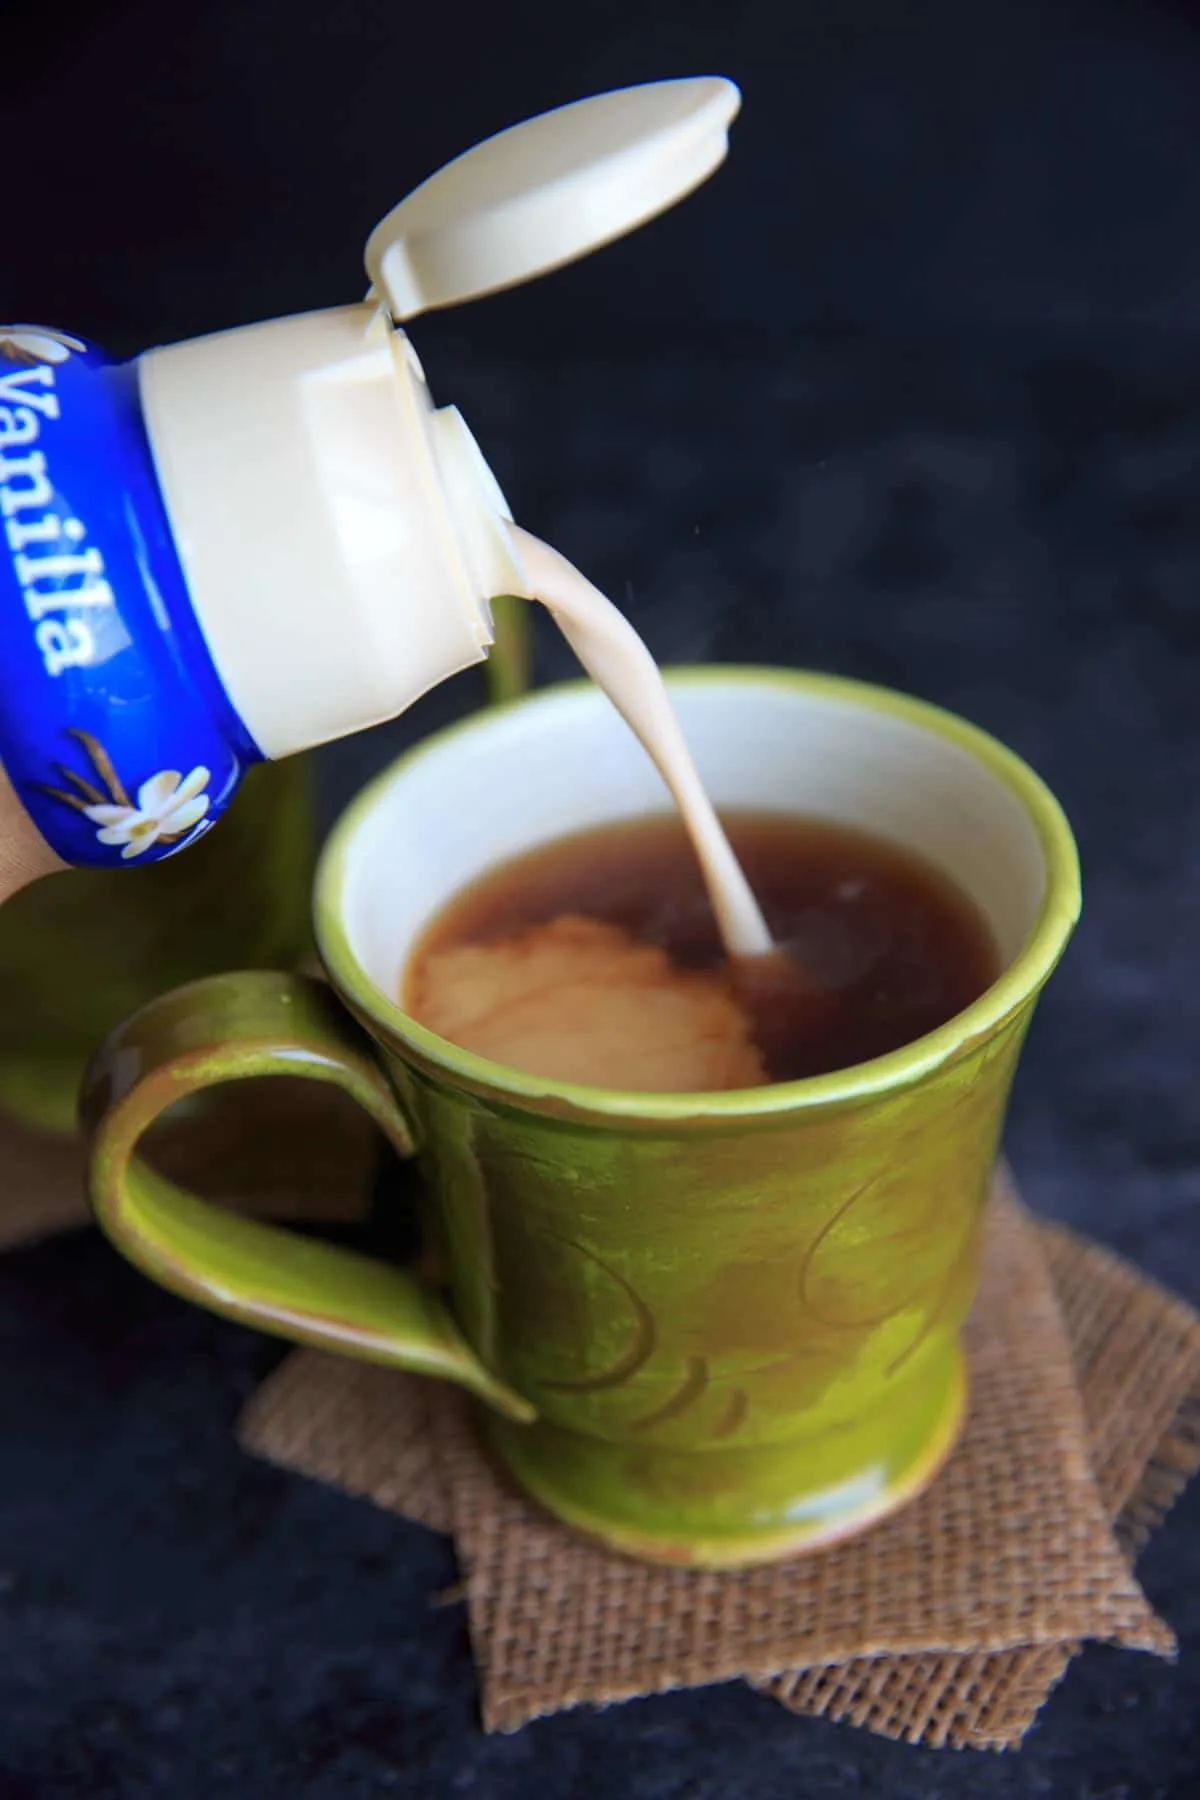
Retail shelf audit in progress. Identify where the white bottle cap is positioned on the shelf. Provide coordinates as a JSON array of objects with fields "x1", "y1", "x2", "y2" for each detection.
[
  {"x1": 365, "y1": 76, "x2": 741, "y2": 318},
  {"x1": 138, "y1": 79, "x2": 741, "y2": 761}
]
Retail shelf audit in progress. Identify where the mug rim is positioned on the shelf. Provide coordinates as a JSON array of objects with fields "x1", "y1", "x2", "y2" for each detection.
[{"x1": 314, "y1": 667, "x2": 1081, "y2": 1121}]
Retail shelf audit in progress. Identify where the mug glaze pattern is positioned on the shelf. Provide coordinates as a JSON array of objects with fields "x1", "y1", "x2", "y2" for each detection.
[{"x1": 82, "y1": 671, "x2": 1080, "y2": 1566}]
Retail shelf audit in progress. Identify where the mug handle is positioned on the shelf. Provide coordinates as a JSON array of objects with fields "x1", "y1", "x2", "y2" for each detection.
[{"x1": 79, "y1": 969, "x2": 534, "y2": 1423}]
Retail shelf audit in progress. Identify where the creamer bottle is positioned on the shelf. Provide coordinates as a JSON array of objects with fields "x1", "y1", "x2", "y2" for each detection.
[{"x1": 0, "y1": 78, "x2": 739, "y2": 870}]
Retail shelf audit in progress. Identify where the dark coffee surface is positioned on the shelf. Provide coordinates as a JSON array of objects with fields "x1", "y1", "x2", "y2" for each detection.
[{"x1": 410, "y1": 813, "x2": 999, "y2": 1082}]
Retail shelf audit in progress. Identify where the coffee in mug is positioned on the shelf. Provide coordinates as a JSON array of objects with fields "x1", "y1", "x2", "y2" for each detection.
[{"x1": 404, "y1": 812, "x2": 1001, "y2": 1091}]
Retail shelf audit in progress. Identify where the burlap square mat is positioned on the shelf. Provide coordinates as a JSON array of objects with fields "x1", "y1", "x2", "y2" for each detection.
[{"x1": 239, "y1": 1173, "x2": 1200, "y2": 1746}]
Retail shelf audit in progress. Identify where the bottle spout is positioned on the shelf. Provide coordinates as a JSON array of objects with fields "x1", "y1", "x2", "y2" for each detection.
[{"x1": 429, "y1": 405, "x2": 534, "y2": 611}]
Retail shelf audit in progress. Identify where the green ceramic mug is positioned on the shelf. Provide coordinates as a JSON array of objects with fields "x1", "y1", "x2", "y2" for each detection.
[{"x1": 80, "y1": 670, "x2": 1080, "y2": 1567}]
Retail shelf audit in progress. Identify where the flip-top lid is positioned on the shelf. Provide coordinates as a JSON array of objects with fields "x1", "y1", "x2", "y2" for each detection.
[{"x1": 363, "y1": 77, "x2": 740, "y2": 321}]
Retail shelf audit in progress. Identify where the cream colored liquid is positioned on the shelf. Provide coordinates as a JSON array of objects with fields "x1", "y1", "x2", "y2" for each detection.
[{"x1": 511, "y1": 527, "x2": 773, "y2": 957}]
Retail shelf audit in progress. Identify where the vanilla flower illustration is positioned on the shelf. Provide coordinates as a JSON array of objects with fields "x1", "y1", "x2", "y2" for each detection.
[
  {"x1": 0, "y1": 327, "x2": 86, "y2": 366},
  {"x1": 84, "y1": 767, "x2": 212, "y2": 859}
]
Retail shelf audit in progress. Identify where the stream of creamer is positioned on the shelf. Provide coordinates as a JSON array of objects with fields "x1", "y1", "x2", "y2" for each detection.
[{"x1": 510, "y1": 527, "x2": 773, "y2": 958}]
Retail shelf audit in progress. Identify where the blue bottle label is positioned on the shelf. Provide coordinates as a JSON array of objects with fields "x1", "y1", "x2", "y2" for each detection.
[{"x1": 0, "y1": 326, "x2": 259, "y2": 867}]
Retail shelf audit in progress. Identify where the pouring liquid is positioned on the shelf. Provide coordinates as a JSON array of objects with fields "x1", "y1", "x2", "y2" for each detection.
[{"x1": 511, "y1": 528, "x2": 773, "y2": 959}]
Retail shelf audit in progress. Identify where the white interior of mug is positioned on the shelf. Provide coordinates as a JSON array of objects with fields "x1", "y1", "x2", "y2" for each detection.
[{"x1": 332, "y1": 673, "x2": 1049, "y2": 1013}]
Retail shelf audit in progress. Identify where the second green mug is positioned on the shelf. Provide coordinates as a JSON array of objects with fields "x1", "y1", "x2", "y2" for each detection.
[{"x1": 80, "y1": 670, "x2": 1079, "y2": 1567}]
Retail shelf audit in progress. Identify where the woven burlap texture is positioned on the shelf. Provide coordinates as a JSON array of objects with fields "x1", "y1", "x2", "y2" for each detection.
[
  {"x1": 239, "y1": 1179, "x2": 1197, "y2": 1745},
  {"x1": 757, "y1": 1218, "x2": 1200, "y2": 1747},
  {"x1": 0, "y1": 1078, "x2": 379, "y2": 1253}
]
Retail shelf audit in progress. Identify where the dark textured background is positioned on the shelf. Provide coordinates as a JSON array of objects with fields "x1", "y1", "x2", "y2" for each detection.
[{"x1": 3, "y1": 1, "x2": 1200, "y2": 1794}]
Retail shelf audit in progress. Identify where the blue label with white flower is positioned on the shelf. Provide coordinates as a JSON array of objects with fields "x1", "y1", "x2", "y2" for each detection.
[{"x1": 0, "y1": 326, "x2": 260, "y2": 865}]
